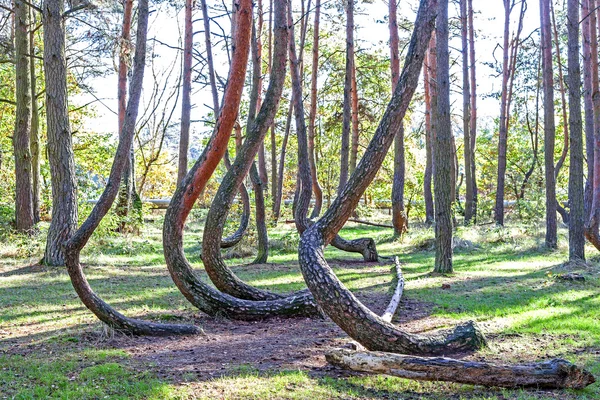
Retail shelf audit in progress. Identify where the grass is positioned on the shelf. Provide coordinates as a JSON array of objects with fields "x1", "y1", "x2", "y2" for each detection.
[{"x1": 1, "y1": 213, "x2": 599, "y2": 399}]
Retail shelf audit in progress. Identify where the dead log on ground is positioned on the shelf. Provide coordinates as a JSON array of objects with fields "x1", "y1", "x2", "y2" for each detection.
[
  {"x1": 380, "y1": 256, "x2": 404, "y2": 322},
  {"x1": 326, "y1": 348, "x2": 595, "y2": 389}
]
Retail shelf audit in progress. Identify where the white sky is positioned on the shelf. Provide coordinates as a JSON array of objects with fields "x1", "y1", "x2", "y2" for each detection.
[{"x1": 78, "y1": 0, "x2": 542, "y2": 140}]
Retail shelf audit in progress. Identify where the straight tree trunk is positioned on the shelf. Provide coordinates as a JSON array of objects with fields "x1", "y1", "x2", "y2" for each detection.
[
  {"x1": 43, "y1": 0, "x2": 78, "y2": 265},
  {"x1": 423, "y1": 36, "x2": 435, "y2": 225},
  {"x1": 115, "y1": 0, "x2": 135, "y2": 231},
  {"x1": 540, "y1": 0, "x2": 557, "y2": 248},
  {"x1": 338, "y1": 0, "x2": 354, "y2": 193},
  {"x1": 433, "y1": 0, "x2": 453, "y2": 273},
  {"x1": 308, "y1": 0, "x2": 323, "y2": 218},
  {"x1": 14, "y1": 0, "x2": 34, "y2": 233},
  {"x1": 177, "y1": 0, "x2": 193, "y2": 185},
  {"x1": 583, "y1": 0, "x2": 595, "y2": 219},
  {"x1": 349, "y1": 46, "x2": 359, "y2": 174},
  {"x1": 467, "y1": 0, "x2": 477, "y2": 222},
  {"x1": 273, "y1": 102, "x2": 292, "y2": 221},
  {"x1": 389, "y1": 0, "x2": 407, "y2": 235},
  {"x1": 494, "y1": 0, "x2": 513, "y2": 226},
  {"x1": 460, "y1": 0, "x2": 474, "y2": 224},
  {"x1": 567, "y1": 0, "x2": 584, "y2": 259},
  {"x1": 30, "y1": 10, "x2": 40, "y2": 224}
]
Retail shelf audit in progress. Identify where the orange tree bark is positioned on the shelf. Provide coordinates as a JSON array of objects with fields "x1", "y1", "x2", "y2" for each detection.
[
  {"x1": 164, "y1": 0, "x2": 317, "y2": 319},
  {"x1": 297, "y1": 0, "x2": 486, "y2": 354},
  {"x1": 567, "y1": 0, "x2": 585, "y2": 259},
  {"x1": 540, "y1": 0, "x2": 557, "y2": 248},
  {"x1": 61, "y1": 0, "x2": 199, "y2": 335}
]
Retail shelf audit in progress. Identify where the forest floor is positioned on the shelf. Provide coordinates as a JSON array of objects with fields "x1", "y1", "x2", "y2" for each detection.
[{"x1": 1, "y1": 213, "x2": 599, "y2": 399}]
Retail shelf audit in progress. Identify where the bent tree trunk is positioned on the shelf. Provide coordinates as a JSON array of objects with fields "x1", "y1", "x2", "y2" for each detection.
[
  {"x1": 326, "y1": 349, "x2": 595, "y2": 389},
  {"x1": 43, "y1": 0, "x2": 78, "y2": 265},
  {"x1": 60, "y1": 0, "x2": 199, "y2": 335},
  {"x1": 220, "y1": 151, "x2": 250, "y2": 249},
  {"x1": 298, "y1": 0, "x2": 486, "y2": 355},
  {"x1": 164, "y1": 0, "x2": 317, "y2": 319}
]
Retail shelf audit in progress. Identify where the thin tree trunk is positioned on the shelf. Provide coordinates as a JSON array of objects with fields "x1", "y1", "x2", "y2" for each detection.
[
  {"x1": 338, "y1": 0, "x2": 354, "y2": 193},
  {"x1": 433, "y1": 0, "x2": 452, "y2": 273},
  {"x1": 567, "y1": 0, "x2": 584, "y2": 259},
  {"x1": 389, "y1": 0, "x2": 407, "y2": 235},
  {"x1": 349, "y1": 45, "x2": 359, "y2": 175},
  {"x1": 461, "y1": 0, "x2": 474, "y2": 224},
  {"x1": 467, "y1": 0, "x2": 477, "y2": 222},
  {"x1": 177, "y1": 0, "x2": 193, "y2": 185},
  {"x1": 298, "y1": 0, "x2": 486, "y2": 354},
  {"x1": 423, "y1": 36, "x2": 435, "y2": 225},
  {"x1": 42, "y1": 0, "x2": 78, "y2": 265},
  {"x1": 30, "y1": 10, "x2": 40, "y2": 224},
  {"x1": 308, "y1": 0, "x2": 323, "y2": 218},
  {"x1": 14, "y1": 0, "x2": 34, "y2": 233},
  {"x1": 550, "y1": 2, "x2": 569, "y2": 180},
  {"x1": 541, "y1": 0, "x2": 557, "y2": 248},
  {"x1": 583, "y1": 0, "x2": 595, "y2": 219},
  {"x1": 273, "y1": 102, "x2": 292, "y2": 221}
]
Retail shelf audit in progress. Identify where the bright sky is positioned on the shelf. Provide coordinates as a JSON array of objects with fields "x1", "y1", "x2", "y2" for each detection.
[{"x1": 78, "y1": 0, "x2": 542, "y2": 142}]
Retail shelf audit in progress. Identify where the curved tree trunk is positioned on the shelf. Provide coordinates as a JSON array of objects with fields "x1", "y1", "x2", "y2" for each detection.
[
  {"x1": 567, "y1": 0, "x2": 585, "y2": 260},
  {"x1": 43, "y1": 0, "x2": 78, "y2": 265},
  {"x1": 220, "y1": 150, "x2": 251, "y2": 249},
  {"x1": 164, "y1": 0, "x2": 317, "y2": 319},
  {"x1": 14, "y1": 0, "x2": 34, "y2": 234},
  {"x1": 433, "y1": 0, "x2": 453, "y2": 273},
  {"x1": 297, "y1": 0, "x2": 485, "y2": 355},
  {"x1": 59, "y1": 0, "x2": 199, "y2": 335},
  {"x1": 540, "y1": 0, "x2": 557, "y2": 248}
]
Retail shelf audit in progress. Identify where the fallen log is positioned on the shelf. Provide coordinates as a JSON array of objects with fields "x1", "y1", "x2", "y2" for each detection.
[
  {"x1": 380, "y1": 256, "x2": 404, "y2": 322},
  {"x1": 348, "y1": 219, "x2": 395, "y2": 229},
  {"x1": 326, "y1": 348, "x2": 595, "y2": 389}
]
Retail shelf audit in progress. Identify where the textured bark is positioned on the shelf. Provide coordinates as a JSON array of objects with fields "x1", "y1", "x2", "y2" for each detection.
[
  {"x1": 585, "y1": 0, "x2": 600, "y2": 251},
  {"x1": 583, "y1": 0, "x2": 595, "y2": 219},
  {"x1": 460, "y1": 0, "x2": 474, "y2": 225},
  {"x1": 43, "y1": 0, "x2": 78, "y2": 265},
  {"x1": 338, "y1": 0, "x2": 354, "y2": 193},
  {"x1": 115, "y1": 0, "x2": 135, "y2": 231},
  {"x1": 59, "y1": 0, "x2": 198, "y2": 335},
  {"x1": 298, "y1": 0, "x2": 485, "y2": 355},
  {"x1": 165, "y1": 0, "x2": 317, "y2": 318},
  {"x1": 433, "y1": 0, "x2": 453, "y2": 273},
  {"x1": 308, "y1": 0, "x2": 323, "y2": 219},
  {"x1": 30, "y1": 10, "x2": 40, "y2": 224},
  {"x1": 540, "y1": 0, "x2": 557, "y2": 248},
  {"x1": 349, "y1": 44, "x2": 359, "y2": 175},
  {"x1": 423, "y1": 37, "x2": 435, "y2": 225},
  {"x1": 14, "y1": 0, "x2": 34, "y2": 233},
  {"x1": 250, "y1": 163, "x2": 269, "y2": 264},
  {"x1": 467, "y1": 0, "x2": 477, "y2": 222},
  {"x1": 389, "y1": 0, "x2": 407, "y2": 236},
  {"x1": 220, "y1": 151, "x2": 250, "y2": 249},
  {"x1": 326, "y1": 349, "x2": 595, "y2": 389},
  {"x1": 567, "y1": 0, "x2": 584, "y2": 259},
  {"x1": 391, "y1": 123, "x2": 407, "y2": 236},
  {"x1": 288, "y1": 0, "x2": 377, "y2": 262},
  {"x1": 177, "y1": 0, "x2": 193, "y2": 185},
  {"x1": 494, "y1": 0, "x2": 519, "y2": 226}
]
